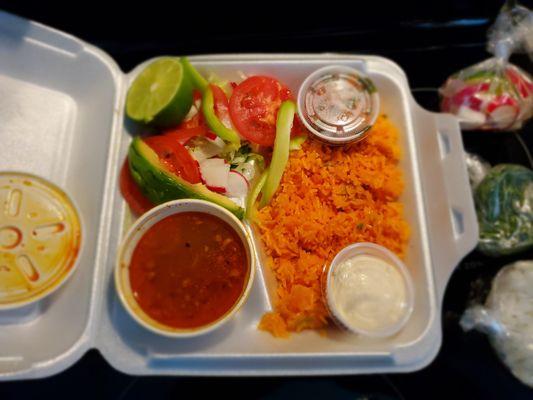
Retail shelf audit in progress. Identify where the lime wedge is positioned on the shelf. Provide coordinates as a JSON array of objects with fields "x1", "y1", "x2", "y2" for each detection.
[{"x1": 126, "y1": 57, "x2": 193, "y2": 127}]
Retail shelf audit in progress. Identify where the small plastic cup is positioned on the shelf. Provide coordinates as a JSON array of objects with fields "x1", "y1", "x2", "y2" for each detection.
[
  {"x1": 323, "y1": 242, "x2": 414, "y2": 338},
  {"x1": 0, "y1": 172, "x2": 82, "y2": 310},
  {"x1": 297, "y1": 65, "x2": 380, "y2": 145},
  {"x1": 115, "y1": 199, "x2": 255, "y2": 338}
]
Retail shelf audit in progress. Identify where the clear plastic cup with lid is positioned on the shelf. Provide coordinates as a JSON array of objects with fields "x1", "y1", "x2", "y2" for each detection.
[
  {"x1": 322, "y1": 242, "x2": 414, "y2": 337},
  {"x1": 0, "y1": 172, "x2": 82, "y2": 310},
  {"x1": 297, "y1": 65, "x2": 380, "y2": 145}
]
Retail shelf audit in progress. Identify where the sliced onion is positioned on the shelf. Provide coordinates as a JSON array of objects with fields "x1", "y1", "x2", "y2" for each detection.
[{"x1": 189, "y1": 137, "x2": 227, "y2": 163}]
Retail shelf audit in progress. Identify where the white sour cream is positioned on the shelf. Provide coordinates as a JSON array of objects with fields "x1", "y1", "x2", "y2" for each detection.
[{"x1": 329, "y1": 254, "x2": 409, "y2": 335}]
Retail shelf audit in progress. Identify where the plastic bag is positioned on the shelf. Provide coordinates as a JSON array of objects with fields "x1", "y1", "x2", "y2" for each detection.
[
  {"x1": 439, "y1": 2, "x2": 533, "y2": 131},
  {"x1": 487, "y1": 1, "x2": 533, "y2": 60},
  {"x1": 440, "y1": 61, "x2": 533, "y2": 130},
  {"x1": 465, "y1": 152, "x2": 491, "y2": 190},
  {"x1": 461, "y1": 260, "x2": 533, "y2": 388},
  {"x1": 475, "y1": 164, "x2": 533, "y2": 256}
]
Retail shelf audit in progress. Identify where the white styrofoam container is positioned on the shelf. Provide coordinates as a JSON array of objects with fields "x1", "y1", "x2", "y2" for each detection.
[{"x1": 0, "y1": 10, "x2": 478, "y2": 380}]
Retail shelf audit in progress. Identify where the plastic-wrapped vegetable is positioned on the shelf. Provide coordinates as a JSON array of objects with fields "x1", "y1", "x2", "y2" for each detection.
[
  {"x1": 461, "y1": 260, "x2": 533, "y2": 388},
  {"x1": 440, "y1": 61, "x2": 533, "y2": 130},
  {"x1": 475, "y1": 164, "x2": 533, "y2": 256},
  {"x1": 439, "y1": 2, "x2": 533, "y2": 131}
]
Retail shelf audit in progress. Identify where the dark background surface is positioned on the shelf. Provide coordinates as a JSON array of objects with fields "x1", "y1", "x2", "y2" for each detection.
[{"x1": 0, "y1": 1, "x2": 532, "y2": 398}]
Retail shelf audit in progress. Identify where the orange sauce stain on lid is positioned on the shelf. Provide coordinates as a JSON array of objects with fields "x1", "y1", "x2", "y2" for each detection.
[{"x1": 0, "y1": 172, "x2": 81, "y2": 307}]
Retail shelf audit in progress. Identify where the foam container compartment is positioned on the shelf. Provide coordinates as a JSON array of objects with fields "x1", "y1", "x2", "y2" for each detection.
[{"x1": 0, "y1": 11, "x2": 478, "y2": 379}]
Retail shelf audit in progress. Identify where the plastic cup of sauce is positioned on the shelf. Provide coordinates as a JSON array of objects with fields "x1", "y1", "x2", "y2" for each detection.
[
  {"x1": 323, "y1": 242, "x2": 414, "y2": 337},
  {"x1": 297, "y1": 65, "x2": 380, "y2": 145},
  {"x1": 0, "y1": 172, "x2": 82, "y2": 310}
]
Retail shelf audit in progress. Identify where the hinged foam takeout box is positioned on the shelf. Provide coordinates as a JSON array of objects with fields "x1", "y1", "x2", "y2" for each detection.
[{"x1": 0, "y1": 11, "x2": 477, "y2": 379}]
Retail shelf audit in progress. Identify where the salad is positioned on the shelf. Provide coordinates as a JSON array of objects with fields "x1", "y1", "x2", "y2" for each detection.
[{"x1": 120, "y1": 57, "x2": 306, "y2": 219}]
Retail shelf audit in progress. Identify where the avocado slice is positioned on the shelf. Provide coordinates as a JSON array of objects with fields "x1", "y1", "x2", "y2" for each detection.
[{"x1": 128, "y1": 137, "x2": 244, "y2": 219}]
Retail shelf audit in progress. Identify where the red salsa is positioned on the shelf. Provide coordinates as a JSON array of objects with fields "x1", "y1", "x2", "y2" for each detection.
[{"x1": 129, "y1": 212, "x2": 248, "y2": 329}]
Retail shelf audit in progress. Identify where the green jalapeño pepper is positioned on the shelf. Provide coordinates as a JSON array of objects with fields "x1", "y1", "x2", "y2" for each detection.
[
  {"x1": 260, "y1": 100, "x2": 295, "y2": 207},
  {"x1": 202, "y1": 84, "x2": 241, "y2": 145},
  {"x1": 246, "y1": 168, "x2": 269, "y2": 220}
]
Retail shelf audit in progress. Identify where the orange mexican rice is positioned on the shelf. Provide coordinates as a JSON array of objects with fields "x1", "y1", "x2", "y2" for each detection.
[{"x1": 256, "y1": 115, "x2": 410, "y2": 338}]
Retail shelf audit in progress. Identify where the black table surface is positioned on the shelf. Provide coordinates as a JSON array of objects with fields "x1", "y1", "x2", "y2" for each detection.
[{"x1": 0, "y1": 2, "x2": 532, "y2": 399}]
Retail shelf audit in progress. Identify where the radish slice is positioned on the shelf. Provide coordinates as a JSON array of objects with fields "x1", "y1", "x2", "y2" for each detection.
[
  {"x1": 449, "y1": 83, "x2": 490, "y2": 113},
  {"x1": 232, "y1": 170, "x2": 250, "y2": 188},
  {"x1": 457, "y1": 105, "x2": 486, "y2": 129},
  {"x1": 206, "y1": 185, "x2": 226, "y2": 193},
  {"x1": 486, "y1": 96, "x2": 519, "y2": 113},
  {"x1": 199, "y1": 158, "x2": 229, "y2": 190},
  {"x1": 206, "y1": 131, "x2": 217, "y2": 140},
  {"x1": 226, "y1": 170, "x2": 249, "y2": 198},
  {"x1": 487, "y1": 99, "x2": 519, "y2": 129},
  {"x1": 451, "y1": 83, "x2": 489, "y2": 107}
]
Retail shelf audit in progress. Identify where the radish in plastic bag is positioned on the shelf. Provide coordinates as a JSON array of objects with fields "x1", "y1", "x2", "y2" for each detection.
[
  {"x1": 439, "y1": 2, "x2": 533, "y2": 131},
  {"x1": 461, "y1": 260, "x2": 533, "y2": 388},
  {"x1": 440, "y1": 62, "x2": 533, "y2": 130}
]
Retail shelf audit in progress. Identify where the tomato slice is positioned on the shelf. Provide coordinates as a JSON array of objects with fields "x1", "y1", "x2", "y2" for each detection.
[
  {"x1": 143, "y1": 135, "x2": 202, "y2": 184},
  {"x1": 162, "y1": 126, "x2": 208, "y2": 145},
  {"x1": 193, "y1": 89, "x2": 203, "y2": 102},
  {"x1": 119, "y1": 159, "x2": 153, "y2": 216},
  {"x1": 229, "y1": 76, "x2": 293, "y2": 146}
]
